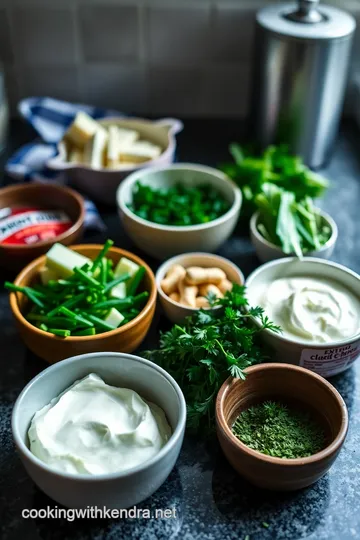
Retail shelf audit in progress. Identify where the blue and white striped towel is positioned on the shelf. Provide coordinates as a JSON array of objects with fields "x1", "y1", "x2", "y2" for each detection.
[{"x1": 5, "y1": 97, "x2": 123, "y2": 231}]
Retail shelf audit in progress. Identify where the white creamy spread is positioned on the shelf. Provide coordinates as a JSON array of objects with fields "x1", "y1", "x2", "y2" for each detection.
[
  {"x1": 28, "y1": 373, "x2": 172, "y2": 475},
  {"x1": 250, "y1": 276, "x2": 360, "y2": 344}
]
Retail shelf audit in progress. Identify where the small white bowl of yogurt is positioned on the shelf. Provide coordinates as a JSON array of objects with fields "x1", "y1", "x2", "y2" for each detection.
[
  {"x1": 245, "y1": 257, "x2": 360, "y2": 378},
  {"x1": 12, "y1": 352, "x2": 186, "y2": 509}
]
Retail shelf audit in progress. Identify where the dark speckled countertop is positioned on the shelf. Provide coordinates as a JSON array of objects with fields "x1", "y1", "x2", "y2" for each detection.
[{"x1": 0, "y1": 120, "x2": 359, "y2": 540}]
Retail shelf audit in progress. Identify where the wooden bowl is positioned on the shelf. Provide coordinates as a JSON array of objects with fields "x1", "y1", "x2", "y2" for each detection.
[
  {"x1": 0, "y1": 183, "x2": 85, "y2": 271},
  {"x1": 216, "y1": 363, "x2": 348, "y2": 491},
  {"x1": 9, "y1": 245, "x2": 157, "y2": 363}
]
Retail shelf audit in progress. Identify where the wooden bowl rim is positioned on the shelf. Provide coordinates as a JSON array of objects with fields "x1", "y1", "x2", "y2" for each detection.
[
  {"x1": 9, "y1": 244, "x2": 157, "y2": 341},
  {"x1": 0, "y1": 183, "x2": 85, "y2": 251},
  {"x1": 215, "y1": 362, "x2": 348, "y2": 466}
]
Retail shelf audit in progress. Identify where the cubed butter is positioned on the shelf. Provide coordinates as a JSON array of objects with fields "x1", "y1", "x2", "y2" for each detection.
[
  {"x1": 104, "y1": 308, "x2": 124, "y2": 327},
  {"x1": 84, "y1": 129, "x2": 108, "y2": 169},
  {"x1": 68, "y1": 147, "x2": 84, "y2": 164},
  {"x1": 119, "y1": 141, "x2": 162, "y2": 164},
  {"x1": 46, "y1": 244, "x2": 91, "y2": 278},
  {"x1": 117, "y1": 127, "x2": 139, "y2": 147},
  {"x1": 39, "y1": 267, "x2": 59, "y2": 285},
  {"x1": 106, "y1": 126, "x2": 120, "y2": 168},
  {"x1": 110, "y1": 282, "x2": 126, "y2": 299},
  {"x1": 114, "y1": 257, "x2": 140, "y2": 278},
  {"x1": 64, "y1": 112, "x2": 105, "y2": 149}
]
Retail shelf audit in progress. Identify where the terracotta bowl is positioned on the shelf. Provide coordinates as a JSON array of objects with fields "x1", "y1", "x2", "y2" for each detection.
[
  {"x1": 0, "y1": 183, "x2": 85, "y2": 271},
  {"x1": 9, "y1": 245, "x2": 157, "y2": 363},
  {"x1": 216, "y1": 363, "x2": 348, "y2": 491}
]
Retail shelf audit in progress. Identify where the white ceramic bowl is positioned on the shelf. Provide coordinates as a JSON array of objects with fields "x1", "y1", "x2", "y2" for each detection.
[
  {"x1": 117, "y1": 163, "x2": 242, "y2": 259},
  {"x1": 156, "y1": 252, "x2": 244, "y2": 324},
  {"x1": 12, "y1": 352, "x2": 186, "y2": 509},
  {"x1": 47, "y1": 117, "x2": 183, "y2": 205},
  {"x1": 245, "y1": 257, "x2": 360, "y2": 378},
  {"x1": 250, "y1": 209, "x2": 338, "y2": 263}
]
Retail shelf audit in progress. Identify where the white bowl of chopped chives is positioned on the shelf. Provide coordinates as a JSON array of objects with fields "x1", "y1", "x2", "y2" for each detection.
[
  {"x1": 117, "y1": 163, "x2": 242, "y2": 260},
  {"x1": 250, "y1": 208, "x2": 338, "y2": 263}
]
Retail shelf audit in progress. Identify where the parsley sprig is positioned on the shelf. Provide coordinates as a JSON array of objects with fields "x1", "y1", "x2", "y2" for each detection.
[{"x1": 145, "y1": 284, "x2": 281, "y2": 433}]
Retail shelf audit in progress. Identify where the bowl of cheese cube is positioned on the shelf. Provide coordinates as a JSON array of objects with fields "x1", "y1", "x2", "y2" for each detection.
[
  {"x1": 47, "y1": 112, "x2": 183, "y2": 205},
  {"x1": 7, "y1": 242, "x2": 157, "y2": 363}
]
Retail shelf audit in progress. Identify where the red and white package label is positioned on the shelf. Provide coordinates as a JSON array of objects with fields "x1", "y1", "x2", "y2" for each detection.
[
  {"x1": 0, "y1": 207, "x2": 72, "y2": 245},
  {"x1": 299, "y1": 341, "x2": 360, "y2": 378}
]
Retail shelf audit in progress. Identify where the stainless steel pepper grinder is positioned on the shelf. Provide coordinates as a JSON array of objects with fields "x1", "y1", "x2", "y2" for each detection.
[{"x1": 250, "y1": 0, "x2": 356, "y2": 168}]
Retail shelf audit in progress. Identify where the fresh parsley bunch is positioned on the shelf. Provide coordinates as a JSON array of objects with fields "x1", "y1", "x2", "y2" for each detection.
[{"x1": 145, "y1": 284, "x2": 281, "y2": 434}]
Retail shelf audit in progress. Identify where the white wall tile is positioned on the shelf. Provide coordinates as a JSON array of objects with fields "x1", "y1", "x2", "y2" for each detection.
[
  {"x1": 147, "y1": 6, "x2": 211, "y2": 65},
  {"x1": 79, "y1": 5, "x2": 139, "y2": 62},
  {"x1": 17, "y1": 66, "x2": 79, "y2": 102},
  {"x1": 2, "y1": 0, "x2": 360, "y2": 119},
  {"x1": 200, "y1": 64, "x2": 251, "y2": 117},
  {"x1": 11, "y1": 7, "x2": 76, "y2": 65},
  {"x1": 0, "y1": 8, "x2": 13, "y2": 63},
  {"x1": 326, "y1": 0, "x2": 360, "y2": 11},
  {"x1": 79, "y1": 64, "x2": 147, "y2": 113},
  {"x1": 148, "y1": 66, "x2": 203, "y2": 115},
  {"x1": 212, "y1": 5, "x2": 256, "y2": 63},
  {"x1": 3, "y1": 64, "x2": 20, "y2": 113}
]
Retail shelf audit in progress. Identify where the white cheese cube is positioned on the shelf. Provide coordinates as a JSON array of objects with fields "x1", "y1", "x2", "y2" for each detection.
[
  {"x1": 110, "y1": 282, "x2": 126, "y2": 299},
  {"x1": 68, "y1": 147, "x2": 84, "y2": 164},
  {"x1": 84, "y1": 129, "x2": 108, "y2": 169},
  {"x1": 119, "y1": 141, "x2": 162, "y2": 164},
  {"x1": 65, "y1": 112, "x2": 105, "y2": 149},
  {"x1": 114, "y1": 257, "x2": 140, "y2": 279},
  {"x1": 39, "y1": 267, "x2": 59, "y2": 285},
  {"x1": 104, "y1": 308, "x2": 124, "y2": 327},
  {"x1": 46, "y1": 244, "x2": 91, "y2": 278},
  {"x1": 117, "y1": 127, "x2": 139, "y2": 147},
  {"x1": 106, "y1": 126, "x2": 120, "y2": 167}
]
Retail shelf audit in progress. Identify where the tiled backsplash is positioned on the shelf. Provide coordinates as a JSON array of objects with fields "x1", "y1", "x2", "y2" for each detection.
[{"x1": 1, "y1": 0, "x2": 360, "y2": 118}]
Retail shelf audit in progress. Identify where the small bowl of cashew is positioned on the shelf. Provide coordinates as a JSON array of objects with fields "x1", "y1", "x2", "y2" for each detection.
[{"x1": 155, "y1": 253, "x2": 244, "y2": 324}]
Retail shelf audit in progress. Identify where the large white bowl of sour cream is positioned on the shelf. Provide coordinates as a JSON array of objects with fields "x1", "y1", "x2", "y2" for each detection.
[
  {"x1": 12, "y1": 352, "x2": 186, "y2": 509},
  {"x1": 246, "y1": 258, "x2": 360, "y2": 378}
]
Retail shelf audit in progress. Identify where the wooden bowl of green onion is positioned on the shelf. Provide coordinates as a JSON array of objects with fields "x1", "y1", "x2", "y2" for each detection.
[
  {"x1": 7, "y1": 242, "x2": 157, "y2": 363},
  {"x1": 215, "y1": 363, "x2": 348, "y2": 491}
]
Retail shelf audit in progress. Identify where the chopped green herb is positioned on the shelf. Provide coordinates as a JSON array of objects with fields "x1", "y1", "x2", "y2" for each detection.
[
  {"x1": 219, "y1": 144, "x2": 330, "y2": 255},
  {"x1": 128, "y1": 181, "x2": 231, "y2": 226},
  {"x1": 219, "y1": 144, "x2": 329, "y2": 216},
  {"x1": 145, "y1": 284, "x2": 281, "y2": 434},
  {"x1": 262, "y1": 522, "x2": 269, "y2": 528},
  {"x1": 232, "y1": 401, "x2": 326, "y2": 459}
]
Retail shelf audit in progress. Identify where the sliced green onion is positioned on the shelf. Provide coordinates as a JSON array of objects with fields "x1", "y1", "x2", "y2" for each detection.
[
  {"x1": 58, "y1": 306, "x2": 94, "y2": 328},
  {"x1": 4, "y1": 283, "x2": 46, "y2": 309},
  {"x1": 48, "y1": 328, "x2": 71, "y2": 338},
  {"x1": 47, "y1": 292, "x2": 87, "y2": 317},
  {"x1": 72, "y1": 327, "x2": 96, "y2": 336},
  {"x1": 100, "y1": 258, "x2": 107, "y2": 286},
  {"x1": 85, "y1": 313, "x2": 116, "y2": 331},
  {"x1": 27, "y1": 314, "x2": 77, "y2": 329},
  {"x1": 90, "y1": 297, "x2": 133, "y2": 311},
  {"x1": 91, "y1": 239, "x2": 114, "y2": 273},
  {"x1": 104, "y1": 272, "x2": 131, "y2": 294},
  {"x1": 132, "y1": 291, "x2": 149, "y2": 306},
  {"x1": 73, "y1": 267, "x2": 103, "y2": 290},
  {"x1": 127, "y1": 267, "x2": 145, "y2": 296}
]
